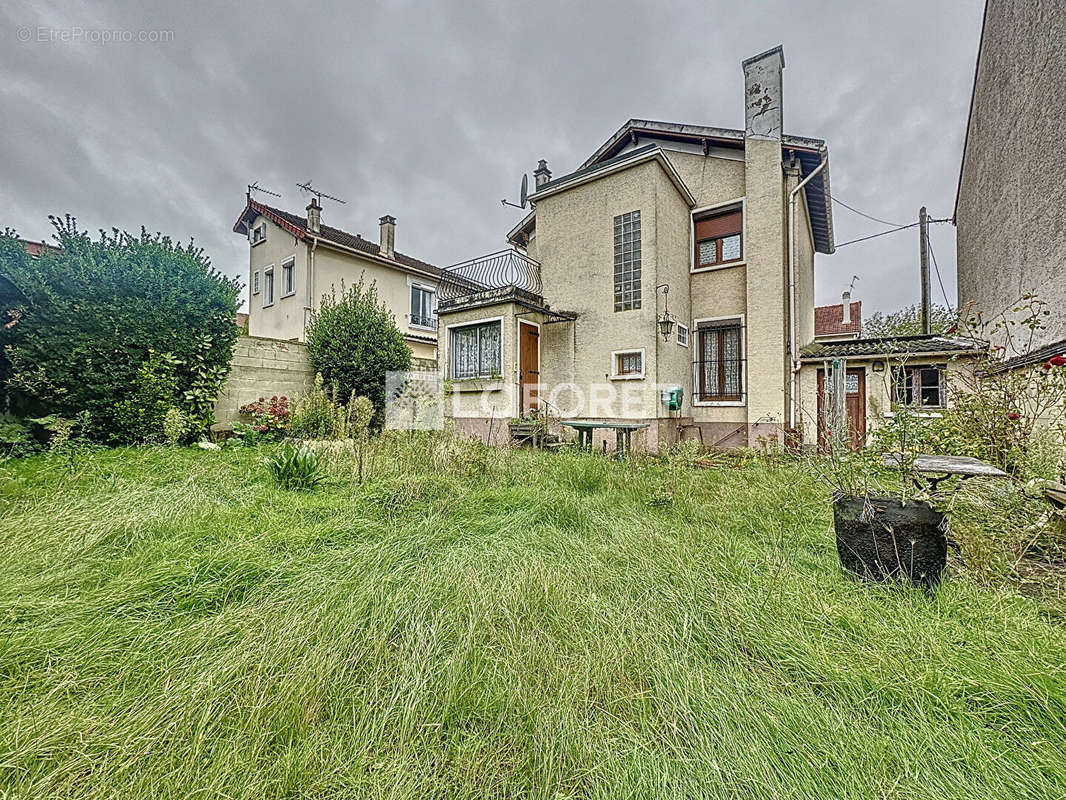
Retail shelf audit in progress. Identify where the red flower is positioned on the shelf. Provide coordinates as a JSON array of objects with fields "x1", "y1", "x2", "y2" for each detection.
[
  {"x1": 1049, "y1": 355, "x2": 1066, "y2": 367},
  {"x1": 1007, "y1": 412, "x2": 1020, "y2": 421},
  {"x1": 1043, "y1": 362, "x2": 1053, "y2": 370}
]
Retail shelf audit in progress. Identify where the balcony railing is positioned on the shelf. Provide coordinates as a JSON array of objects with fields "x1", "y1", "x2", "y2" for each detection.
[
  {"x1": 438, "y1": 248, "x2": 542, "y2": 304},
  {"x1": 693, "y1": 358, "x2": 745, "y2": 402},
  {"x1": 410, "y1": 314, "x2": 438, "y2": 330}
]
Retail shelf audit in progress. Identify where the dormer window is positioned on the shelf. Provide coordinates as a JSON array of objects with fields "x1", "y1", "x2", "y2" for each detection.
[
  {"x1": 250, "y1": 223, "x2": 266, "y2": 245},
  {"x1": 694, "y1": 207, "x2": 742, "y2": 271}
]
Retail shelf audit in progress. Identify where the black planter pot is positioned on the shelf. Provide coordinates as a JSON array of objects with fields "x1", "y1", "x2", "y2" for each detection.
[{"x1": 833, "y1": 496, "x2": 949, "y2": 590}]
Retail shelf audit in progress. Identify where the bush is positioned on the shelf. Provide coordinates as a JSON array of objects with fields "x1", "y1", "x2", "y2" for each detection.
[
  {"x1": 304, "y1": 280, "x2": 411, "y2": 420},
  {"x1": 238, "y1": 395, "x2": 291, "y2": 440},
  {"x1": 289, "y1": 374, "x2": 353, "y2": 440},
  {"x1": 267, "y1": 443, "x2": 323, "y2": 490},
  {"x1": 0, "y1": 218, "x2": 240, "y2": 444}
]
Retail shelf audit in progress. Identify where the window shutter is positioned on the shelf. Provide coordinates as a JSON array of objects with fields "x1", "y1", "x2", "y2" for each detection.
[{"x1": 695, "y1": 210, "x2": 742, "y2": 240}]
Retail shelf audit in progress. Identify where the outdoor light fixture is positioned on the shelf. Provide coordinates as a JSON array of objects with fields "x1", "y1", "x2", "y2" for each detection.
[
  {"x1": 656, "y1": 284, "x2": 675, "y2": 341},
  {"x1": 872, "y1": 360, "x2": 886, "y2": 373}
]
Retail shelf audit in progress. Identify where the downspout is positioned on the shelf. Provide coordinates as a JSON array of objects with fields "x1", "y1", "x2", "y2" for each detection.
[
  {"x1": 305, "y1": 236, "x2": 318, "y2": 338},
  {"x1": 787, "y1": 148, "x2": 828, "y2": 431}
]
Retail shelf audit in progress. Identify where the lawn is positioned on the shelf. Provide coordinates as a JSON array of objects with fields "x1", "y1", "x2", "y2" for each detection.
[{"x1": 1, "y1": 437, "x2": 1064, "y2": 799}]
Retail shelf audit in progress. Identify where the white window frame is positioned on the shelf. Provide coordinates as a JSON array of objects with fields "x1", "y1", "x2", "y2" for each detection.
[
  {"x1": 408, "y1": 278, "x2": 438, "y2": 331},
  {"x1": 690, "y1": 198, "x2": 745, "y2": 274},
  {"x1": 610, "y1": 348, "x2": 646, "y2": 381},
  {"x1": 262, "y1": 265, "x2": 275, "y2": 307},
  {"x1": 676, "y1": 323, "x2": 689, "y2": 348},
  {"x1": 250, "y1": 222, "x2": 266, "y2": 246},
  {"x1": 692, "y1": 314, "x2": 745, "y2": 406},
  {"x1": 252, "y1": 270, "x2": 260, "y2": 295},
  {"x1": 280, "y1": 257, "x2": 295, "y2": 298},
  {"x1": 444, "y1": 316, "x2": 503, "y2": 380}
]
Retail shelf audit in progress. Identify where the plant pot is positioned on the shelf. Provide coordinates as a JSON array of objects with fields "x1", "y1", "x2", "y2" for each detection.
[{"x1": 833, "y1": 495, "x2": 949, "y2": 590}]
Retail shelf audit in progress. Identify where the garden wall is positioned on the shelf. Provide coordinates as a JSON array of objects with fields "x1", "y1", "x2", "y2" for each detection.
[{"x1": 214, "y1": 335, "x2": 438, "y2": 424}]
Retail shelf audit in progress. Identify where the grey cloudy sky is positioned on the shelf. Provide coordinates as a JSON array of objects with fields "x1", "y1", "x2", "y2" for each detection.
[{"x1": 2, "y1": 0, "x2": 983, "y2": 314}]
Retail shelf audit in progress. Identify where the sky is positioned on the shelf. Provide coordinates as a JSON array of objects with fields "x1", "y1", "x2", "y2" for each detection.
[{"x1": 1, "y1": 0, "x2": 984, "y2": 315}]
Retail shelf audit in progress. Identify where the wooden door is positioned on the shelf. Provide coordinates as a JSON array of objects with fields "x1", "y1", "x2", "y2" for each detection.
[
  {"x1": 817, "y1": 367, "x2": 867, "y2": 453},
  {"x1": 518, "y1": 322, "x2": 539, "y2": 415}
]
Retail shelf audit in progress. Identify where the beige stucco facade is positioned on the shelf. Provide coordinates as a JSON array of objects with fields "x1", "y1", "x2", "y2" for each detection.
[
  {"x1": 955, "y1": 0, "x2": 1066, "y2": 352},
  {"x1": 243, "y1": 211, "x2": 439, "y2": 361}
]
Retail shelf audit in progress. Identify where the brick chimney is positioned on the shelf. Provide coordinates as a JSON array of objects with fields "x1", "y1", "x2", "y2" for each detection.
[
  {"x1": 842, "y1": 290, "x2": 852, "y2": 325},
  {"x1": 379, "y1": 215, "x2": 396, "y2": 258},
  {"x1": 306, "y1": 198, "x2": 321, "y2": 234},
  {"x1": 533, "y1": 159, "x2": 552, "y2": 188}
]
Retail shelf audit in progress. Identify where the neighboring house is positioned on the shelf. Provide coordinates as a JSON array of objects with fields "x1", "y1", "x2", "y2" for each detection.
[
  {"x1": 797, "y1": 335, "x2": 984, "y2": 452},
  {"x1": 814, "y1": 290, "x2": 862, "y2": 342},
  {"x1": 954, "y1": 0, "x2": 1066, "y2": 356},
  {"x1": 233, "y1": 198, "x2": 441, "y2": 360},
  {"x1": 437, "y1": 46, "x2": 834, "y2": 450},
  {"x1": 20, "y1": 238, "x2": 60, "y2": 257}
]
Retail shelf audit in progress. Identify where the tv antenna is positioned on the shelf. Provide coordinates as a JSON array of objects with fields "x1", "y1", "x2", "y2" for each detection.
[
  {"x1": 247, "y1": 181, "x2": 281, "y2": 199},
  {"x1": 297, "y1": 180, "x2": 346, "y2": 205},
  {"x1": 848, "y1": 275, "x2": 860, "y2": 293},
  {"x1": 501, "y1": 173, "x2": 529, "y2": 210}
]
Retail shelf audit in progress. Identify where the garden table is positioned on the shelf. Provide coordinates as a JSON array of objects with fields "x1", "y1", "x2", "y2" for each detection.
[
  {"x1": 881, "y1": 453, "x2": 1009, "y2": 492},
  {"x1": 562, "y1": 421, "x2": 648, "y2": 459}
]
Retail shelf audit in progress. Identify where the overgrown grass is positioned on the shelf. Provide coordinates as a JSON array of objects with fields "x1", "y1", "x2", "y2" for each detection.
[{"x1": 1, "y1": 436, "x2": 1065, "y2": 799}]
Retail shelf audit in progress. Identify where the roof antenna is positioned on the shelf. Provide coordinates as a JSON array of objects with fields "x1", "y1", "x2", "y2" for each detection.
[
  {"x1": 247, "y1": 181, "x2": 282, "y2": 199},
  {"x1": 848, "y1": 275, "x2": 860, "y2": 293},
  {"x1": 297, "y1": 180, "x2": 347, "y2": 205},
  {"x1": 501, "y1": 173, "x2": 529, "y2": 210}
]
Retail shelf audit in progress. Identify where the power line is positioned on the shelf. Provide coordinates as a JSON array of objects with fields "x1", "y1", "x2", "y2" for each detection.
[
  {"x1": 830, "y1": 196, "x2": 905, "y2": 227},
  {"x1": 927, "y1": 238, "x2": 951, "y2": 308},
  {"x1": 834, "y1": 218, "x2": 950, "y2": 249}
]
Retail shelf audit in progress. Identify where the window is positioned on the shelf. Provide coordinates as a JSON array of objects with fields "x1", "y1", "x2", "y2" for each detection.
[
  {"x1": 676, "y1": 323, "x2": 689, "y2": 347},
  {"x1": 410, "y1": 284, "x2": 437, "y2": 329},
  {"x1": 250, "y1": 223, "x2": 266, "y2": 245},
  {"x1": 252, "y1": 270, "x2": 260, "y2": 295},
  {"x1": 281, "y1": 258, "x2": 295, "y2": 297},
  {"x1": 262, "y1": 266, "x2": 274, "y2": 306},
  {"x1": 612, "y1": 349, "x2": 644, "y2": 379},
  {"x1": 694, "y1": 208, "x2": 743, "y2": 270},
  {"x1": 893, "y1": 365, "x2": 945, "y2": 408},
  {"x1": 613, "y1": 211, "x2": 641, "y2": 311},
  {"x1": 450, "y1": 320, "x2": 502, "y2": 379},
  {"x1": 695, "y1": 320, "x2": 743, "y2": 401}
]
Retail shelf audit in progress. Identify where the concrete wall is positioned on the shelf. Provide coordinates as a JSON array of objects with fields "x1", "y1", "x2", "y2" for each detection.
[
  {"x1": 955, "y1": 0, "x2": 1066, "y2": 351},
  {"x1": 214, "y1": 335, "x2": 315, "y2": 423}
]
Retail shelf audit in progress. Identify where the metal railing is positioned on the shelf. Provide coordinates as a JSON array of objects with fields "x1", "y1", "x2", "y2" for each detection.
[
  {"x1": 438, "y1": 248, "x2": 542, "y2": 302},
  {"x1": 693, "y1": 358, "x2": 745, "y2": 402},
  {"x1": 410, "y1": 314, "x2": 438, "y2": 330}
]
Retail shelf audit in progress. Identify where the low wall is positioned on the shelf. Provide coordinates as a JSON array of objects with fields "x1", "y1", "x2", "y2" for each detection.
[{"x1": 214, "y1": 337, "x2": 439, "y2": 424}]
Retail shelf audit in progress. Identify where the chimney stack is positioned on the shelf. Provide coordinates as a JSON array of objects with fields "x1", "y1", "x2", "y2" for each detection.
[
  {"x1": 306, "y1": 198, "x2": 321, "y2": 234},
  {"x1": 842, "y1": 290, "x2": 852, "y2": 325},
  {"x1": 379, "y1": 215, "x2": 396, "y2": 258},
  {"x1": 533, "y1": 159, "x2": 552, "y2": 188},
  {"x1": 742, "y1": 45, "x2": 785, "y2": 141}
]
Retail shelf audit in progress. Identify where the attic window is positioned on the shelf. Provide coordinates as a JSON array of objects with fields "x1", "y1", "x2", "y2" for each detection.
[
  {"x1": 250, "y1": 223, "x2": 266, "y2": 245},
  {"x1": 694, "y1": 208, "x2": 742, "y2": 270}
]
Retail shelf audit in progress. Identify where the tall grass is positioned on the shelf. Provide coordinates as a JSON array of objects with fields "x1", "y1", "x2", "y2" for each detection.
[{"x1": 0, "y1": 437, "x2": 1064, "y2": 799}]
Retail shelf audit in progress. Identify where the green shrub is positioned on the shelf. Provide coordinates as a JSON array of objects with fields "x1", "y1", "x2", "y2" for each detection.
[
  {"x1": 267, "y1": 443, "x2": 324, "y2": 490},
  {"x1": 162, "y1": 407, "x2": 191, "y2": 446},
  {"x1": 290, "y1": 374, "x2": 350, "y2": 440},
  {"x1": 0, "y1": 413, "x2": 37, "y2": 457},
  {"x1": 0, "y1": 218, "x2": 240, "y2": 444},
  {"x1": 304, "y1": 280, "x2": 411, "y2": 420}
]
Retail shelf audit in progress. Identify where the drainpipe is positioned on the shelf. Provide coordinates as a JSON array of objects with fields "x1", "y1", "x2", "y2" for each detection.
[
  {"x1": 787, "y1": 147, "x2": 828, "y2": 431},
  {"x1": 305, "y1": 236, "x2": 318, "y2": 338}
]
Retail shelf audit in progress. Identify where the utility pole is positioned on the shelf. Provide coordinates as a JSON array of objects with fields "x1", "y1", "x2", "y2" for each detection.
[{"x1": 919, "y1": 206, "x2": 930, "y2": 335}]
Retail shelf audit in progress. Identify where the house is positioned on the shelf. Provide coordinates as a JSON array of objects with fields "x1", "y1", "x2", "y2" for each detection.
[
  {"x1": 232, "y1": 197, "x2": 441, "y2": 360},
  {"x1": 797, "y1": 334, "x2": 984, "y2": 452},
  {"x1": 814, "y1": 290, "x2": 862, "y2": 342},
  {"x1": 954, "y1": 0, "x2": 1065, "y2": 357},
  {"x1": 437, "y1": 46, "x2": 834, "y2": 451}
]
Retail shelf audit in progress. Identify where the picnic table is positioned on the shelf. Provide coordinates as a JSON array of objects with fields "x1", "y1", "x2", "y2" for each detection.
[
  {"x1": 562, "y1": 421, "x2": 649, "y2": 458},
  {"x1": 882, "y1": 453, "x2": 1009, "y2": 492}
]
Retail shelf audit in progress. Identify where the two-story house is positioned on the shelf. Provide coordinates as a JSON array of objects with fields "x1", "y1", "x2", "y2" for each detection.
[
  {"x1": 437, "y1": 46, "x2": 834, "y2": 451},
  {"x1": 232, "y1": 197, "x2": 441, "y2": 360}
]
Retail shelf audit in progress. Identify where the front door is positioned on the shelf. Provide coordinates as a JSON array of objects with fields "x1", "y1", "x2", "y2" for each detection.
[
  {"x1": 817, "y1": 367, "x2": 867, "y2": 453},
  {"x1": 518, "y1": 321, "x2": 539, "y2": 415}
]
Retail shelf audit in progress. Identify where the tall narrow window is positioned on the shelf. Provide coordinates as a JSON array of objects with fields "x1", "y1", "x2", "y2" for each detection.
[
  {"x1": 252, "y1": 271, "x2": 260, "y2": 295},
  {"x1": 696, "y1": 320, "x2": 743, "y2": 401},
  {"x1": 262, "y1": 267, "x2": 275, "y2": 306},
  {"x1": 281, "y1": 258, "x2": 295, "y2": 296},
  {"x1": 450, "y1": 320, "x2": 502, "y2": 379},
  {"x1": 613, "y1": 210, "x2": 641, "y2": 311},
  {"x1": 695, "y1": 208, "x2": 743, "y2": 270},
  {"x1": 410, "y1": 285, "x2": 437, "y2": 329}
]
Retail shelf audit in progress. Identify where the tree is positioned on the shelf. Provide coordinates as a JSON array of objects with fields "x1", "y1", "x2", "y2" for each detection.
[
  {"x1": 304, "y1": 280, "x2": 411, "y2": 419},
  {"x1": 863, "y1": 303, "x2": 959, "y2": 338},
  {"x1": 0, "y1": 216, "x2": 240, "y2": 444}
]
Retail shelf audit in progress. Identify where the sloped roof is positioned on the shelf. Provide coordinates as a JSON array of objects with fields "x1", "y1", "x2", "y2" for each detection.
[
  {"x1": 527, "y1": 145, "x2": 696, "y2": 206},
  {"x1": 815, "y1": 301, "x2": 862, "y2": 337},
  {"x1": 985, "y1": 336, "x2": 1066, "y2": 374},
  {"x1": 233, "y1": 198, "x2": 440, "y2": 277},
  {"x1": 800, "y1": 334, "x2": 985, "y2": 361}
]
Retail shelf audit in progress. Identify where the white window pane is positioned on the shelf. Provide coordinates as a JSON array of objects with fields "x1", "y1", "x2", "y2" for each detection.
[
  {"x1": 722, "y1": 235, "x2": 741, "y2": 261},
  {"x1": 699, "y1": 240, "x2": 717, "y2": 264}
]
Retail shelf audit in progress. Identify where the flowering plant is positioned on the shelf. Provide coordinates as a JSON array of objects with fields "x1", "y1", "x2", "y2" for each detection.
[{"x1": 238, "y1": 395, "x2": 291, "y2": 439}]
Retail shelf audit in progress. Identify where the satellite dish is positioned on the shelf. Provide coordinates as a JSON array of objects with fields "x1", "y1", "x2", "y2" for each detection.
[{"x1": 519, "y1": 174, "x2": 529, "y2": 209}]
